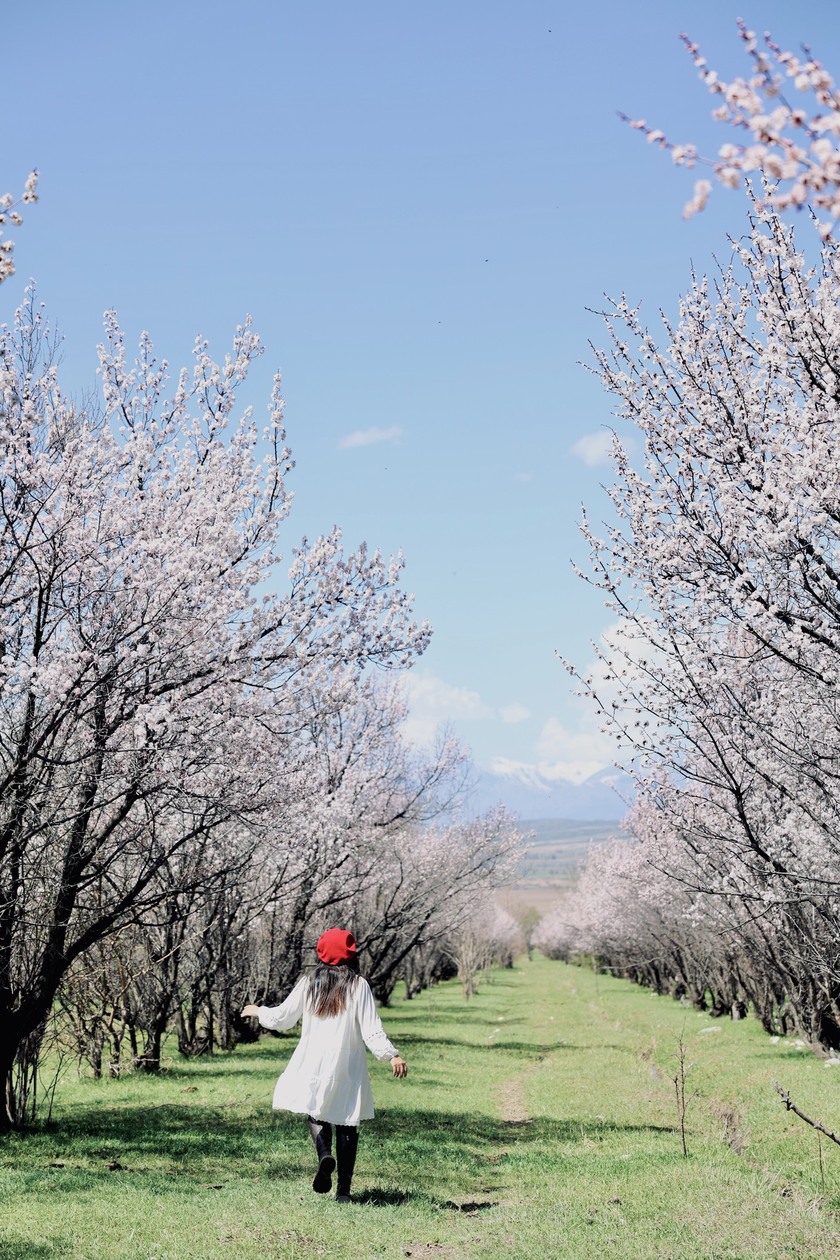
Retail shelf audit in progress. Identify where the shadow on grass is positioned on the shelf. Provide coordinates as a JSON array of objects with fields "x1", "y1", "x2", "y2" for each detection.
[
  {"x1": 372, "y1": 1107, "x2": 674, "y2": 1153},
  {"x1": 151, "y1": 1062, "x2": 292, "y2": 1083},
  {"x1": 4, "y1": 1105, "x2": 304, "y2": 1187},
  {"x1": 2, "y1": 1102, "x2": 676, "y2": 1208},
  {"x1": 352, "y1": 1187, "x2": 499, "y2": 1212},
  {"x1": 394, "y1": 1009, "x2": 528, "y2": 1028},
  {"x1": 351, "y1": 1187, "x2": 415, "y2": 1207},
  {"x1": 398, "y1": 1034, "x2": 576, "y2": 1056},
  {"x1": 0, "y1": 1241, "x2": 66, "y2": 1259}
]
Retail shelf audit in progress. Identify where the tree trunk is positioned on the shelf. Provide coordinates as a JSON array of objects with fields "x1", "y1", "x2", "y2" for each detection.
[
  {"x1": 0, "y1": 1021, "x2": 46, "y2": 1131},
  {"x1": 136, "y1": 1018, "x2": 167, "y2": 1072}
]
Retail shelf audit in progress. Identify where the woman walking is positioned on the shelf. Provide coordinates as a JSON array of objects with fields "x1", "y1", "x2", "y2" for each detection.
[{"x1": 241, "y1": 928, "x2": 408, "y2": 1202}]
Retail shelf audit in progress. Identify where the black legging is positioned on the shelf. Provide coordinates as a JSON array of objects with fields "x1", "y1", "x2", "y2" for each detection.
[{"x1": 307, "y1": 1116, "x2": 359, "y2": 1194}]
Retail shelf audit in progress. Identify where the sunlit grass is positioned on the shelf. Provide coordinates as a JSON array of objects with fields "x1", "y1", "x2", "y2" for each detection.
[{"x1": 3, "y1": 958, "x2": 840, "y2": 1258}]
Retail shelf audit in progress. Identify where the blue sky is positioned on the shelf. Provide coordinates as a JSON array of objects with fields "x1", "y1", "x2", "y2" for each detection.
[{"x1": 6, "y1": 1, "x2": 840, "y2": 800}]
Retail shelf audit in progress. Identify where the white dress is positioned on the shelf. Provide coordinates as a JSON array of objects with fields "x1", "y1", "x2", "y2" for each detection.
[{"x1": 257, "y1": 975, "x2": 399, "y2": 1125}]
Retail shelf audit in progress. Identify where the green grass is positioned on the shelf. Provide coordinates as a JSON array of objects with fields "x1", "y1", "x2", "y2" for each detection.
[{"x1": 3, "y1": 958, "x2": 840, "y2": 1258}]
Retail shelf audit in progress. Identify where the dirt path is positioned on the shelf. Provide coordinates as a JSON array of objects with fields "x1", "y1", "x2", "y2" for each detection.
[{"x1": 496, "y1": 1073, "x2": 530, "y2": 1124}]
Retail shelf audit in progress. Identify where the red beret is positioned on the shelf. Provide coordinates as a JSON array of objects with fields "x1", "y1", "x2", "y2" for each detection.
[{"x1": 316, "y1": 928, "x2": 358, "y2": 966}]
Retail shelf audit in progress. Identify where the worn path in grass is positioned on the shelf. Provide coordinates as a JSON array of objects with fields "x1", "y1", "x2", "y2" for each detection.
[{"x1": 3, "y1": 958, "x2": 840, "y2": 1259}]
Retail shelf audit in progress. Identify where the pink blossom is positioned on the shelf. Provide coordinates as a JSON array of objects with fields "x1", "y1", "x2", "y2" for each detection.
[{"x1": 628, "y1": 23, "x2": 840, "y2": 236}]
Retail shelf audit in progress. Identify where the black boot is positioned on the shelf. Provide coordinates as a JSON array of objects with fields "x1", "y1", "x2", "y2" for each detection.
[
  {"x1": 335, "y1": 1124, "x2": 359, "y2": 1202},
  {"x1": 307, "y1": 1116, "x2": 335, "y2": 1194}
]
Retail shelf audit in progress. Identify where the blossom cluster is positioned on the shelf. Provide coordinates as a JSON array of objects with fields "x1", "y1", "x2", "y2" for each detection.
[
  {"x1": 627, "y1": 21, "x2": 840, "y2": 234},
  {"x1": 0, "y1": 170, "x2": 38, "y2": 282}
]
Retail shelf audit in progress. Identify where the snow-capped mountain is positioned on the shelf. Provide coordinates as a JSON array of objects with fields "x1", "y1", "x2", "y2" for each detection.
[{"x1": 468, "y1": 764, "x2": 633, "y2": 822}]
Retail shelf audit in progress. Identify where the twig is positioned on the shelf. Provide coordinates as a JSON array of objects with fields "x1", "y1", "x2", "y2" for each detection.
[
  {"x1": 673, "y1": 1029, "x2": 692, "y2": 1157},
  {"x1": 819, "y1": 1130, "x2": 825, "y2": 1193},
  {"x1": 773, "y1": 1082, "x2": 840, "y2": 1148}
]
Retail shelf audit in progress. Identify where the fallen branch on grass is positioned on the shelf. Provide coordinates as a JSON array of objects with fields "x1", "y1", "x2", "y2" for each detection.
[{"x1": 773, "y1": 1082, "x2": 840, "y2": 1148}]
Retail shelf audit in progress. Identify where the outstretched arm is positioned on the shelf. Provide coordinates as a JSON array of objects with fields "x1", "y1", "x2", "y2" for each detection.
[{"x1": 241, "y1": 977, "x2": 307, "y2": 1032}]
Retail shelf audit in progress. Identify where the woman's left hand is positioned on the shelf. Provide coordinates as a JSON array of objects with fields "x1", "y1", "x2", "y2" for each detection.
[
  {"x1": 241, "y1": 1004, "x2": 261, "y2": 1018},
  {"x1": 390, "y1": 1055, "x2": 408, "y2": 1078}
]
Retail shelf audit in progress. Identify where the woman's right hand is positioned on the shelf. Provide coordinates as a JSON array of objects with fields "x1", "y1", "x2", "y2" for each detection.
[
  {"x1": 390, "y1": 1055, "x2": 408, "y2": 1078},
  {"x1": 241, "y1": 1004, "x2": 261, "y2": 1018}
]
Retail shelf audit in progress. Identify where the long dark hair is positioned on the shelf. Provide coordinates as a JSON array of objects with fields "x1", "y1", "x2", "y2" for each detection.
[{"x1": 307, "y1": 957, "x2": 360, "y2": 1018}]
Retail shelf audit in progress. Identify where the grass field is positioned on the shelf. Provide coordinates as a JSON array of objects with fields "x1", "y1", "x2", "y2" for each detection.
[{"x1": 3, "y1": 957, "x2": 840, "y2": 1259}]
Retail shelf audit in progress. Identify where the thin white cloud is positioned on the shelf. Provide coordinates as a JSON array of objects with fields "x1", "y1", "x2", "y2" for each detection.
[
  {"x1": 513, "y1": 471, "x2": 533, "y2": 483},
  {"x1": 490, "y1": 709, "x2": 615, "y2": 785},
  {"x1": 402, "y1": 673, "x2": 493, "y2": 747},
  {"x1": 402, "y1": 673, "x2": 536, "y2": 748},
  {"x1": 486, "y1": 621, "x2": 647, "y2": 785},
  {"x1": 488, "y1": 756, "x2": 631, "y2": 799},
  {"x1": 489, "y1": 754, "x2": 603, "y2": 788},
  {"x1": 402, "y1": 657, "x2": 629, "y2": 788},
  {"x1": 489, "y1": 745, "x2": 611, "y2": 786},
  {"x1": 570, "y1": 429, "x2": 614, "y2": 467},
  {"x1": 338, "y1": 425, "x2": 403, "y2": 450},
  {"x1": 531, "y1": 717, "x2": 616, "y2": 784},
  {"x1": 500, "y1": 703, "x2": 530, "y2": 724},
  {"x1": 404, "y1": 674, "x2": 492, "y2": 721}
]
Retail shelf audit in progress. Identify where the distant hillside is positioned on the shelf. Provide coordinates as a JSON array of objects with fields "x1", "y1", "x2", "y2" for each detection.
[
  {"x1": 516, "y1": 818, "x2": 627, "y2": 881},
  {"x1": 498, "y1": 817, "x2": 628, "y2": 916}
]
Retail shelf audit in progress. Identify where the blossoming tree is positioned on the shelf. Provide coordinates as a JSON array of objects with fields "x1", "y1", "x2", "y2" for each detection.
[
  {"x1": 0, "y1": 291, "x2": 430, "y2": 1125},
  {"x1": 567, "y1": 203, "x2": 840, "y2": 1048}
]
